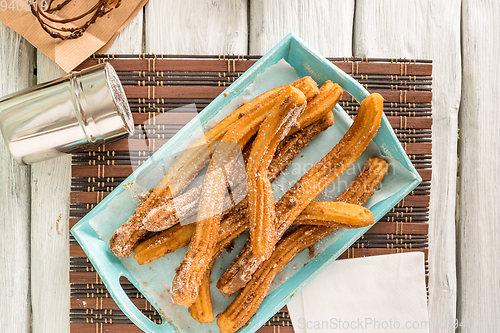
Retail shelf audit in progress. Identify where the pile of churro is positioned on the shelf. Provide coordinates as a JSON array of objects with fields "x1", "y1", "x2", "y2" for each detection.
[{"x1": 109, "y1": 76, "x2": 387, "y2": 333}]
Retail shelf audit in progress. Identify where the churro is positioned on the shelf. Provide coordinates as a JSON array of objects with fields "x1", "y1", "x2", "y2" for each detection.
[
  {"x1": 188, "y1": 210, "x2": 249, "y2": 323},
  {"x1": 293, "y1": 201, "x2": 374, "y2": 228},
  {"x1": 217, "y1": 157, "x2": 389, "y2": 333},
  {"x1": 246, "y1": 86, "x2": 307, "y2": 260},
  {"x1": 217, "y1": 93, "x2": 384, "y2": 296},
  {"x1": 290, "y1": 81, "x2": 342, "y2": 134},
  {"x1": 133, "y1": 223, "x2": 196, "y2": 265}
]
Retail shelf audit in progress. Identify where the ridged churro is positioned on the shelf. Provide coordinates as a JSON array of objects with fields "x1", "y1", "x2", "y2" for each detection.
[
  {"x1": 217, "y1": 93, "x2": 384, "y2": 296},
  {"x1": 133, "y1": 223, "x2": 196, "y2": 265},
  {"x1": 246, "y1": 86, "x2": 307, "y2": 260},
  {"x1": 291, "y1": 81, "x2": 342, "y2": 134},
  {"x1": 293, "y1": 201, "x2": 374, "y2": 228},
  {"x1": 217, "y1": 157, "x2": 389, "y2": 333},
  {"x1": 188, "y1": 210, "x2": 249, "y2": 323}
]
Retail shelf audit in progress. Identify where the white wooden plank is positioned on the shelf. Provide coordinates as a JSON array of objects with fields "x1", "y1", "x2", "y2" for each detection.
[
  {"x1": 144, "y1": 0, "x2": 248, "y2": 54},
  {"x1": 353, "y1": 1, "x2": 461, "y2": 331},
  {"x1": 106, "y1": 11, "x2": 144, "y2": 54},
  {"x1": 458, "y1": 2, "x2": 500, "y2": 332},
  {"x1": 30, "y1": 11, "x2": 143, "y2": 333},
  {"x1": 250, "y1": 0, "x2": 354, "y2": 56},
  {"x1": 0, "y1": 23, "x2": 35, "y2": 333}
]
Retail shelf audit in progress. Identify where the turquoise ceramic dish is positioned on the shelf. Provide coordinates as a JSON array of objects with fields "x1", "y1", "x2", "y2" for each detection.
[{"x1": 71, "y1": 33, "x2": 421, "y2": 333}]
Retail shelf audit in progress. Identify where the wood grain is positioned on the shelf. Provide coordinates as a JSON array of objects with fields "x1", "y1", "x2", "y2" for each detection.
[
  {"x1": 144, "y1": 0, "x2": 248, "y2": 54},
  {"x1": 0, "y1": 23, "x2": 35, "y2": 333},
  {"x1": 353, "y1": 1, "x2": 461, "y2": 331},
  {"x1": 250, "y1": 0, "x2": 355, "y2": 56},
  {"x1": 458, "y1": 1, "x2": 500, "y2": 332},
  {"x1": 30, "y1": 11, "x2": 144, "y2": 333}
]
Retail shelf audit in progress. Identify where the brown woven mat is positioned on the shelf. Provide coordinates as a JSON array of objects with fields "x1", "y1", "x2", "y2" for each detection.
[{"x1": 69, "y1": 55, "x2": 432, "y2": 333}]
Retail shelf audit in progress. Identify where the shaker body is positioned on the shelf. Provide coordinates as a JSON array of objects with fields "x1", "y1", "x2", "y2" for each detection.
[{"x1": 0, "y1": 63, "x2": 133, "y2": 165}]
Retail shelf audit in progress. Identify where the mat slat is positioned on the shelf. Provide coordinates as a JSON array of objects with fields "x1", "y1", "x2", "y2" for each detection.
[{"x1": 75, "y1": 57, "x2": 432, "y2": 75}]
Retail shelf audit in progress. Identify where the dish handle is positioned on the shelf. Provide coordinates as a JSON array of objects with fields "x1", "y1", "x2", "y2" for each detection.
[{"x1": 109, "y1": 271, "x2": 178, "y2": 333}]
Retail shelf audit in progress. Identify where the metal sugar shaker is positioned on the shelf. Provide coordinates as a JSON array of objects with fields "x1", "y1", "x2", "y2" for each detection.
[{"x1": 0, "y1": 62, "x2": 134, "y2": 165}]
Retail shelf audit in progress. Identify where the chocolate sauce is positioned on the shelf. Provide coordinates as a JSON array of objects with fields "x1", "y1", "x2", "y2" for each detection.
[{"x1": 30, "y1": 0, "x2": 122, "y2": 40}]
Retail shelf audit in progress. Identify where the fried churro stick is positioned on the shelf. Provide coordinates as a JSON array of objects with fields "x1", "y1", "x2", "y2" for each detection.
[
  {"x1": 171, "y1": 87, "x2": 309, "y2": 308},
  {"x1": 246, "y1": 86, "x2": 307, "y2": 260},
  {"x1": 133, "y1": 223, "x2": 196, "y2": 265},
  {"x1": 293, "y1": 201, "x2": 374, "y2": 228},
  {"x1": 132, "y1": 114, "x2": 335, "y2": 265},
  {"x1": 217, "y1": 93, "x2": 384, "y2": 296},
  {"x1": 290, "y1": 81, "x2": 341, "y2": 134},
  {"x1": 188, "y1": 211, "x2": 250, "y2": 323},
  {"x1": 217, "y1": 157, "x2": 389, "y2": 333},
  {"x1": 110, "y1": 77, "x2": 319, "y2": 257}
]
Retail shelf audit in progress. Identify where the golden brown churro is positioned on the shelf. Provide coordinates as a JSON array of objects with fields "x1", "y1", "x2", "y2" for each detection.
[
  {"x1": 290, "y1": 81, "x2": 342, "y2": 134},
  {"x1": 188, "y1": 211, "x2": 250, "y2": 323},
  {"x1": 217, "y1": 93, "x2": 384, "y2": 296},
  {"x1": 293, "y1": 201, "x2": 374, "y2": 228},
  {"x1": 110, "y1": 77, "x2": 319, "y2": 257},
  {"x1": 246, "y1": 86, "x2": 307, "y2": 260},
  {"x1": 133, "y1": 223, "x2": 196, "y2": 265},
  {"x1": 216, "y1": 157, "x2": 389, "y2": 333},
  {"x1": 171, "y1": 87, "x2": 309, "y2": 308}
]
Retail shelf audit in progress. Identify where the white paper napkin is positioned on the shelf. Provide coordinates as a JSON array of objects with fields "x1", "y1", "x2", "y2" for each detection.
[{"x1": 288, "y1": 252, "x2": 429, "y2": 333}]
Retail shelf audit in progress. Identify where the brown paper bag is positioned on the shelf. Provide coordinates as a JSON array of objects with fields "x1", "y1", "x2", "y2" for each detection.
[{"x1": 0, "y1": 0, "x2": 148, "y2": 72}]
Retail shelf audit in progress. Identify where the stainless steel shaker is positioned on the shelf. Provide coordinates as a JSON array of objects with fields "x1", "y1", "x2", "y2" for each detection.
[{"x1": 0, "y1": 62, "x2": 134, "y2": 165}]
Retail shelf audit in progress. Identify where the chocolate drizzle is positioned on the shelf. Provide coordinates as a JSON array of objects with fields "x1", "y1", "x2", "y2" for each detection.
[{"x1": 30, "y1": 0, "x2": 122, "y2": 40}]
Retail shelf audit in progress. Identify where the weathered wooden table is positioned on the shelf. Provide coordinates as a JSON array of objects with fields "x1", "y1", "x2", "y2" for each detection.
[{"x1": 0, "y1": 1, "x2": 497, "y2": 332}]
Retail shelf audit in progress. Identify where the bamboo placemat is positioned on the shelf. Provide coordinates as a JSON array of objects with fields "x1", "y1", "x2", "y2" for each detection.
[{"x1": 69, "y1": 55, "x2": 432, "y2": 333}]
